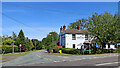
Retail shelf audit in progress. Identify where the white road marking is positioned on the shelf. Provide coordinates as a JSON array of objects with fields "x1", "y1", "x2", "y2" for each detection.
[
  {"x1": 54, "y1": 61, "x2": 60, "y2": 62},
  {"x1": 95, "y1": 62, "x2": 119, "y2": 66},
  {"x1": 36, "y1": 54, "x2": 41, "y2": 58},
  {"x1": 63, "y1": 57, "x2": 69, "y2": 58}
]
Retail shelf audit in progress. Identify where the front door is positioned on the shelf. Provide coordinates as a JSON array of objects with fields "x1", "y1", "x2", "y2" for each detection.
[{"x1": 73, "y1": 44, "x2": 75, "y2": 48}]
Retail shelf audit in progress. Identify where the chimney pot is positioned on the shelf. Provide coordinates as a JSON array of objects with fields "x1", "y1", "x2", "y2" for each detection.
[
  {"x1": 63, "y1": 25, "x2": 66, "y2": 30},
  {"x1": 77, "y1": 26, "x2": 80, "y2": 30},
  {"x1": 60, "y1": 26, "x2": 63, "y2": 32}
]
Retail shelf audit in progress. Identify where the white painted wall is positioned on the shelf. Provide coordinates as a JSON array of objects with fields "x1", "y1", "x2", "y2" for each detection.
[
  {"x1": 65, "y1": 34, "x2": 86, "y2": 49},
  {"x1": 104, "y1": 44, "x2": 117, "y2": 49}
]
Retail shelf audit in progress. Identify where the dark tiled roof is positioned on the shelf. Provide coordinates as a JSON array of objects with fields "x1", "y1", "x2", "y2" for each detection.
[{"x1": 65, "y1": 29, "x2": 88, "y2": 34}]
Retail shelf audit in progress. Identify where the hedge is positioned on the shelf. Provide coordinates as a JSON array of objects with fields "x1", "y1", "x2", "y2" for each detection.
[
  {"x1": 54, "y1": 48, "x2": 118, "y2": 55},
  {"x1": 57, "y1": 48, "x2": 82, "y2": 55}
]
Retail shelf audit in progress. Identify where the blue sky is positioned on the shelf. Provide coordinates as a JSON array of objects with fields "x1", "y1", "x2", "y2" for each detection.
[{"x1": 2, "y1": 2, "x2": 118, "y2": 41}]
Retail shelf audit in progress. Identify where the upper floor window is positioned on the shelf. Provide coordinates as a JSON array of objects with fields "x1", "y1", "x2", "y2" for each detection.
[
  {"x1": 85, "y1": 34, "x2": 88, "y2": 40},
  {"x1": 72, "y1": 34, "x2": 76, "y2": 40}
]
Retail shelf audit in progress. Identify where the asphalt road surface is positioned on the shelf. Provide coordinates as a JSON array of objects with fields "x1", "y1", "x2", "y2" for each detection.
[{"x1": 1, "y1": 50, "x2": 119, "y2": 66}]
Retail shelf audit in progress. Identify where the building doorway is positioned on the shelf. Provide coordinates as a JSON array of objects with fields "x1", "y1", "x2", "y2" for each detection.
[{"x1": 73, "y1": 44, "x2": 75, "y2": 48}]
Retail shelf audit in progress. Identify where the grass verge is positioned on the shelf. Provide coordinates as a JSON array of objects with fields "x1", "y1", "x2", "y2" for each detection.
[
  {"x1": 0, "y1": 57, "x2": 9, "y2": 60},
  {"x1": 1, "y1": 50, "x2": 41, "y2": 56}
]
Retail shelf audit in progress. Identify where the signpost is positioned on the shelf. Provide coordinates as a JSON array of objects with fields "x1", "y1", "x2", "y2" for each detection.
[
  {"x1": 19, "y1": 44, "x2": 22, "y2": 53},
  {"x1": 88, "y1": 39, "x2": 91, "y2": 54}
]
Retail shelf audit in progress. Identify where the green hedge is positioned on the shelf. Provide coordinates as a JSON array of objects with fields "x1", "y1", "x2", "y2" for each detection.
[
  {"x1": 58, "y1": 48, "x2": 82, "y2": 55},
  {"x1": 55, "y1": 48, "x2": 118, "y2": 55}
]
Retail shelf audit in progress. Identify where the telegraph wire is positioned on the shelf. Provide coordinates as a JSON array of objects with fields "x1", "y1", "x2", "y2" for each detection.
[
  {"x1": 2, "y1": 3, "x2": 87, "y2": 15},
  {"x1": 2, "y1": 12, "x2": 42, "y2": 31}
]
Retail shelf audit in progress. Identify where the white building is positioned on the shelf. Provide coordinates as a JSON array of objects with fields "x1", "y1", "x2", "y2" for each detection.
[
  {"x1": 59, "y1": 25, "x2": 93, "y2": 49},
  {"x1": 59, "y1": 25, "x2": 117, "y2": 49},
  {"x1": 103, "y1": 44, "x2": 117, "y2": 49}
]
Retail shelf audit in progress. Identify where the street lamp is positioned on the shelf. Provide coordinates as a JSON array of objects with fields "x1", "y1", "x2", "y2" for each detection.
[{"x1": 19, "y1": 44, "x2": 22, "y2": 53}]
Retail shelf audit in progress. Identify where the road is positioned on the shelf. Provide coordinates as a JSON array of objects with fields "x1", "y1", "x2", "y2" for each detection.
[{"x1": 1, "y1": 50, "x2": 119, "y2": 66}]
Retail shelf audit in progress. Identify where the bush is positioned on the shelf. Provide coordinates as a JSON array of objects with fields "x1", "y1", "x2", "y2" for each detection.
[
  {"x1": 2, "y1": 45, "x2": 18, "y2": 54},
  {"x1": 59, "y1": 48, "x2": 81, "y2": 55},
  {"x1": 46, "y1": 45, "x2": 52, "y2": 53},
  {"x1": 53, "y1": 48, "x2": 59, "y2": 53}
]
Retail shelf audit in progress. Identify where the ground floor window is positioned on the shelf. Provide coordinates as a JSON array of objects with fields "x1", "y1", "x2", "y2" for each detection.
[
  {"x1": 108, "y1": 44, "x2": 110, "y2": 48},
  {"x1": 73, "y1": 44, "x2": 75, "y2": 48},
  {"x1": 115, "y1": 44, "x2": 117, "y2": 48}
]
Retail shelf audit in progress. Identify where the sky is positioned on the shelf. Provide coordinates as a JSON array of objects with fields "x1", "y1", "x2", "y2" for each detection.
[
  {"x1": 2, "y1": 0, "x2": 120, "y2": 2},
  {"x1": 2, "y1": 2, "x2": 118, "y2": 41}
]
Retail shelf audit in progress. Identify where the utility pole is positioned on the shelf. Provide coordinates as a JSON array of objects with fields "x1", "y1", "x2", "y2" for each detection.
[
  {"x1": 35, "y1": 40, "x2": 36, "y2": 50},
  {"x1": 12, "y1": 32, "x2": 14, "y2": 53}
]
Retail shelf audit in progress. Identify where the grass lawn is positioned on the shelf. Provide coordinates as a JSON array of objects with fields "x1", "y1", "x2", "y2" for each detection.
[
  {"x1": 47, "y1": 53, "x2": 118, "y2": 56},
  {"x1": 0, "y1": 57, "x2": 9, "y2": 60},
  {"x1": 1, "y1": 50, "x2": 41, "y2": 56}
]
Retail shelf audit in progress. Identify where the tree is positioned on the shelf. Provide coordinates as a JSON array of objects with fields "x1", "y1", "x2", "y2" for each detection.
[
  {"x1": 83, "y1": 12, "x2": 120, "y2": 46},
  {"x1": 68, "y1": 12, "x2": 120, "y2": 48},
  {"x1": 2, "y1": 38, "x2": 13, "y2": 45},
  {"x1": 30, "y1": 40, "x2": 34, "y2": 50},
  {"x1": 32, "y1": 39, "x2": 42, "y2": 50},
  {"x1": 68, "y1": 19, "x2": 86, "y2": 29},
  {"x1": 25, "y1": 37, "x2": 31, "y2": 51},
  {"x1": 45, "y1": 32, "x2": 58, "y2": 47},
  {"x1": 16, "y1": 29, "x2": 25, "y2": 46}
]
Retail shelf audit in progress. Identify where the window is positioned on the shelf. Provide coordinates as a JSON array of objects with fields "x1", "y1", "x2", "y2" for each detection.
[
  {"x1": 72, "y1": 34, "x2": 76, "y2": 40},
  {"x1": 85, "y1": 34, "x2": 88, "y2": 40},
  {"x1": 73, "y1": 44, "x2": 75, "y2": 48},
  {"x1": 115, "y1": 44, "x2": 117, "y2": 48},
  {"x1": 108, "y1": 44, "x2": 110, "y2": 48}
]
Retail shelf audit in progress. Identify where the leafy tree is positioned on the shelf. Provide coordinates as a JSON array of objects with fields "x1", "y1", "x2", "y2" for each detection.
[
  {"x1": 30, "y1": 40, "x2": 34, "y2": 50},
  {"x1": 45, "y1": 32, "x2": 58, "y2": 46},
  {"x1": 68, "y1": 12, "x2": 120, "y2": 51},
  {"x1": 68, "y1": 12, "x2": 120, "y2": 49},
  {"x1": 0, "y1": 36, "x2": 2, "y2": 45},
  {"x1": 32, "y1": 39, "x2": 42, "y2": 50},
  {"x1": 68, "y1": 19, "x2": 86, "y2": 29},
  {"x1": 2, "y1": 38, "x2": 13, "y2": 45},
  {"x1": 84, "y1": 12, "x2": 120, "y2": 44},
  {"x1": 25, "y1": 37, "x2": 31, "y2": 51}
]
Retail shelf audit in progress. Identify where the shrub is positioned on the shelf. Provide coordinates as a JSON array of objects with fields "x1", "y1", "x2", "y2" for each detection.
[
  {"x1": 2, "y1": 45, "x2": 18, "y2": 54},
  {"x1": 59, "y1": 48, "x2": 81, "y2": 55},
  {"x1": 46, "y1": 45, "x2": 52, "y2": 53}
]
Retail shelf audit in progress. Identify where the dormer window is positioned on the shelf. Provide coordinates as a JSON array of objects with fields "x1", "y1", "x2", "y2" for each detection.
[{"x1": 72, "y1": 34, "x2": 76, "y2": 40}]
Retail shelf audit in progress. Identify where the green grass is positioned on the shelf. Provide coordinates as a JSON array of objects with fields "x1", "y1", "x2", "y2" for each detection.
[
  {"x1": 2, "y1": 50, "x2": 41, "y2": 56},
  {"x1": 0, "y1": 57, "x2": 9, "y2": 60}
]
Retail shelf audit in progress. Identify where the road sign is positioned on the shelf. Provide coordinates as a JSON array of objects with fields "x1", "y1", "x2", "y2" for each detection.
[
  {"x1": 19, "y1": 44, "x2": 22, "y2": 47},
  {"x1": 19, "y1": 44, "x2": 22, "y2": 53}
]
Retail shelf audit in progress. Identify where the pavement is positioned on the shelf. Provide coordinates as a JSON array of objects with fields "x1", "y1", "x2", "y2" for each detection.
[{"x1": 1, "y1": 50, "x2": 119, "y2": 66}]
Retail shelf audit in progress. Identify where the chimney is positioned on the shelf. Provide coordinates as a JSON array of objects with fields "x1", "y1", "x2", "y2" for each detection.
[
  {"x1": 77, "y1": 26, "x2": 80, "y2": 30},
  {"x1": 63, "y1": 25, "x2": 66, "y2": 30},
  {"x1": 60, "y1": 26, "x2": 63, "y2": 32}
]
